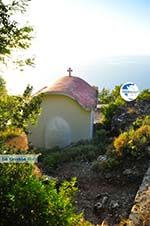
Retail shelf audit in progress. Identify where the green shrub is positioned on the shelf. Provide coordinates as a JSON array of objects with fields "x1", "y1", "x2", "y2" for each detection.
[
  {"x1": 129, "y1": 125, "x2": 150, "y2": 156},
  {"x1": 113, "y1": 125, "x2": 150, "y2": 158},
  {"x1": 98, "y1": 88, "x2": 112, "y2": 104},
  {"x1": 101, "y1": 97, "x2": 125, "y2": 128},
  {"x1": 64, "y1": 144, "x2": 99, "y2": 161},
  {"x1": 0, "y1": 163, "x2": 82, "y2": 226},
  {"x1": 0, "y1": 127, "x2": 23, "y2": 141},
  {"x1": 40, "y1": 144, "x2": 100, "y2": 173},
  {"x1": 99, "y1": 85, "x2": 122, "y2": 104},
  {"x1": 39, "y1": 151, "x2": 61, "y2": 172},
  {"x1": 132, "y1": 115, "x2": 150, "y2": 130},
  {"x1": 92, "y1": 160, "x2": 108, "y2": 172},
  {"x1": 92, "y1": 156, "x2": 120, "y2": 172},
  {"x1": 137, "y1": 89, "x2": 150, "y2": 101},
  {"x1": 99, "y1": 85, "x2": 126, "y2": 128},
  {"x1": 93, "y1": 128, "x2": 110, "y2": 146}
]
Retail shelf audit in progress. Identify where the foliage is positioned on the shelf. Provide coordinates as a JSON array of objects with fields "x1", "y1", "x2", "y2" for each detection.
[
  {"x1": 0, "y1": 0, "x2": 33, "y2": 66},
  {"x1": 92, "y1": 146, "x2": 120, "y2": 172},
  {"x1": 101, "y1": 99, "x2": 125, "y2": 128},
  {"x1": 0, "y1": 76, "x2": 7, "y2": 96},
  {"x1": 0, "y1": 79, "x2": 85, "y2": 225},
  {"x1": 0, "y1": 127, "x2": 23, "y2": 140},
  {"x1": 93, "y1": 127, "x2": 111, "y2": 153},
  {"x1": 100, "y1": 85, "x2": 125, "y2": 128},
  {"x1": 137, "y1": 89, "x2": 150, "y2": 101},
  {"x1": 94, "y1": 87, "x2": 150, "y2": 171},
  {"x1": 111, "y1": 85, "x2": 121, "y2": 100},
  {"x1": 92, "y1": 157, "x2": 120, "y2": 172},
  {"x1": 113, "y1": 132, "x2": 129, "y2": 157},
  {"x1": 0, "y1": 162, "x2": 82, "y2": 226},
  {"x1": 0, "y1": 84, "x2": 42, "y2": 139},
  {"x1": 132, "y1": 115, "x2": 150, "y2": 130},
  {"x1": 113, "y1": 125, "x2": 150, "y2": 158},
  {"x1": 98, "y1": 88, "x2": 112, "y2": 104},
  {"x1": 93, "y1": 128, "x2": 110, "y2": 144},
  {"x1": 130, "y1": 125, "x2": 150, "y2": 155},
  {"x1": 11, "y1": 85, "x2": 42, "y2": 130},
  {"x1": 99, "y1": 85, "x2": 121, "y2": 104},
  {"x1": 38, "y1": 143, "x2": 100, "y2": 173}
]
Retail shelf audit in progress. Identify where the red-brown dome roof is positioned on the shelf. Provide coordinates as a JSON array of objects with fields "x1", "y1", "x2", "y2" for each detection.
[{"x1": 38, "y1": 76, "x2": 98, "y2": 110}]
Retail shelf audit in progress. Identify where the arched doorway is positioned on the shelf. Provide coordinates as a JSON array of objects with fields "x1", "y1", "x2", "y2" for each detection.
[{"x1": 45, "y1": 116, "x2": 71, "y2": 149}]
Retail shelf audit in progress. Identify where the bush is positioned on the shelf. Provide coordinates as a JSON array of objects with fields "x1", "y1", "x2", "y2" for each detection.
[
  {"x1": 0, "y1": 163, "x2": 82, "y2": 226},
  {"x1": 99, "y1": 85, "x2": 126, "y2": 128},
  {"x1": 92, "y1": 156, "x2": 120, "y2": 172},
  {"x1": 101, "y1": 97, "x2": 125, "y2": 129},
  {"x1": 113, "y1": 125, "x2": 150, "y2": 158},
  {"x1": 39, "y1": 144, "x2": 100, "y2": 173},
  {"x1": 98, "y1": 88, "x2": 112, "y2": 104},
  {"x1": 113, "y1": 132, "x2": 129, "y2": 157},
  {"x1": 0, "y1": 127, "x2": 23, "y2": 141},
  {"x1": 130, "y1": 125, "x2": 150, "y2": 156},
  {"x1": 93, "y1": 128, "x2": 110, "y2": 146},
  {"x1": 137, "y1": 89, "x2": 150, "y2": 101},
  {"x1": 132, "y1": 116, "x2": 150, "y2": 130},
  {"x1": 99, "y1": 85, "x2": 122, "y2": 104}
]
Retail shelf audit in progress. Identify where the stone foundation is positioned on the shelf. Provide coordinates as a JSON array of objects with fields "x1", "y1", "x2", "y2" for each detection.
[{"x1": 129, "y1": 165, "x2": 150, "y2": 226}]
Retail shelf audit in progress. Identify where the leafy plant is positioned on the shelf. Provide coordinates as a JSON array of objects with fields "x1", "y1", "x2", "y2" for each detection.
[
  {"x1": 0, "y1": 76, "x2": 7, "y2": 96},
  {"x1": 113, "y1": 132, "x2": 129, "y2": 157},
  {"x1": 137, "y1": 89, "x2": 150, "y2": 101},
  {"x1": 100, "y1": 85, "x2": 126, "y2": 128},
  {"x1": 99, "y1": 85, "x2": 122, "y2": 104},
  {"x1": 0, "y1": 0, "x2": 33, "y2": 67},
  {"x1": 39, "y1": 144, "x2": 100, "y2": 173},
  {"x1": 0, "y1": 83, "x2": 42, "y2": 138},
  {"x1": 113, "y1": 125, "x2": 150, "y2": 158},
  {"x1": 101, "y1": 100, "x2": 124, "y2": 128},
  {"x1": 0, "y1": 163, "x2": 82, "y2": 226},
  {"x1": 98, "y1": 88, "x2": 112, "y2": 104},
  {"x1": 132, "y1": 116, "x2": 150, "y2": 130}
]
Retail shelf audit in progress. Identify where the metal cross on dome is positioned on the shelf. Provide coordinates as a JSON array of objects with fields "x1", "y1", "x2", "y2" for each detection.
[{"x1": 67, "y1": 67, "x2": 73, "y2": 77}]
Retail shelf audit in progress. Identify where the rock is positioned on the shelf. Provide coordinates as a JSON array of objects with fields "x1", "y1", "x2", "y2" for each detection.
[
  {"x1": 94, "y1": 202, "x2": 103, "y2": 211},
  {"x1": 123, "y1": 168, "x2": 133, "y2": 176},
  {"x1": 123, "y1": 168, "x2": 142, "y2": 183},
  {"x1": 95, "y1": 192, "x2": 109, "y2": 200},
  {"x1": 111, "y1": 99, "x2": 150, "y2": 133},
  {"x1": 129, "y1": 166, "x2": 150, "y2": 226},
  {"x1": 104, "y1": 172, "x2": 112, "y2": 179},
  {"x1": 109, "y1": 200, "x2": 120, "y2": 209},
  {"x1": 95, "y1": 194, "x2": 101, "y2": 199},
  {"x1": 97, "y1": 155, "x2": 107, "y2": 161},
  {"x1": 117, "y1": 118, "x2": 123, "y2": 122},
  {"x1": 101, "y1": 196, "x2": 109, "y2": 204},
  {"x1": 94, "y1": 194, "x2": 109, "y2": 213}
]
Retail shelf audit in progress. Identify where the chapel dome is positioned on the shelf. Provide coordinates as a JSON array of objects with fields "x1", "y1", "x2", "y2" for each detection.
[{"x1": 37, "y1": 75, "x2": 98, "y2": 110}]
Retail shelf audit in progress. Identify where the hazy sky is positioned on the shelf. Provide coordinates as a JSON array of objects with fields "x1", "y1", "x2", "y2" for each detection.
[{"x1": 4, "y1": 0, "x2": 150, "y2": 94}]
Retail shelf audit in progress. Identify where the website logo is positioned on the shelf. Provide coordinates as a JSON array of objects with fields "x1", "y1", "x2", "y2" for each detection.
[{"x1": 120, "y1": 82, "x2": 139, "y2": 101}]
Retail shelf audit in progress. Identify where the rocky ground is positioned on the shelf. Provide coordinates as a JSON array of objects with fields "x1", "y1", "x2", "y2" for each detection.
[
  {"x1": 51, "y1": 156, "x2": 149, "y2": 225},
  {"x1": 111, "y1": 99, "x2": 150, "y2": 134}
]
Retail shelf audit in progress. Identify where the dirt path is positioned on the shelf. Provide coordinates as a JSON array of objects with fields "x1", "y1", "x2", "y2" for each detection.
[{"x1": 51, "y1": 160, "x2": 148, "y2": 225}]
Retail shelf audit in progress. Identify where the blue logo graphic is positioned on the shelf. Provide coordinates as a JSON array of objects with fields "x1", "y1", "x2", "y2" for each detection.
[{"x1": 120, "y1": 82, "x2": 139, "y2": 101}]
